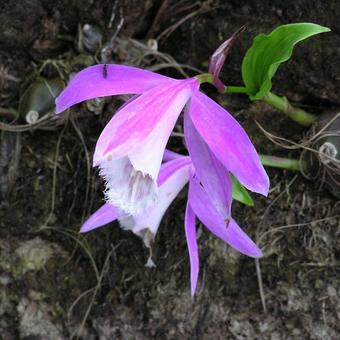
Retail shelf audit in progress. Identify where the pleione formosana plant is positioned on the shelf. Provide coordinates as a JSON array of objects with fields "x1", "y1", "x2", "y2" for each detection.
[{"x1": 56, "y1": 22, "x2": 335, "y2": 295}]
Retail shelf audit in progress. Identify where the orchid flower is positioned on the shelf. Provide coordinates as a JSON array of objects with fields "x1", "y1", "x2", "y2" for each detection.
[
  {"x1": 81, "y1": 146, "x2": 262, "y2": 295},
  {"x1": 56, "y1": 64, "x2": 269, "y2": 217}
]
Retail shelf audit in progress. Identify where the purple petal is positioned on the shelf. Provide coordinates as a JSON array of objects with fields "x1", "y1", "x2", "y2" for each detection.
[
  {"x1": 184, "y1": 111, "x2": 232, "y2": 218},
  {"x1": 157, "y1": 156, "x2": 191, "y2": 186},
  {"x1": 189, "y1": 174, "x2": 262, "y2": 258},
  {"x1": 162, "y1": 149, "x2": 184, "y2": 162},
  {"x1": 80, "y1": 203, "x2": 119, "y2": 233},
  {"x1": 185, "y1": 202, "x2": 199, "y2": 296},
  {"x1": 225, "y1": 219, "x2": 263, "y2": 258},
  {"x1": 56, "y1": 64, "x2": 175, "y2": 113},
  {"x1": 93, "y1": 79, "x2": 198, "y2": 179},
  {"x1": 189, "y1": 90, "x2": 269, "y2": 196}
]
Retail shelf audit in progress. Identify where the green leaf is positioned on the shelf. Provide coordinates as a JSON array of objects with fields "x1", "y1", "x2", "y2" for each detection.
[
  {"x1": 241, "y1": 23, "x2": 330, "y2": 100},
  {"x1": 232, "y1": 176, "x2": 254, "y2": 206}
]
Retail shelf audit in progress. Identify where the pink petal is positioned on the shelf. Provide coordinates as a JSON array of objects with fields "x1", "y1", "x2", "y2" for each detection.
[
  {"x1": 225, "y1": 219, "x2": 263, "y2": 258},
  {"x1": 80, "y1": 203, "x2": 120, "y2": 233},
  {"x1": 157, "y1": 156, "x2": 191, "y2": 186},
  {"x1": 132, "y1": 158, "x2": 190, "y2": 236},
  {"x1": 94, "y1": 79, "x2": 198, "y2": 179},
  {"x1": 55, "y1": 64, "x2": 175, "y2": 113},
  {"x1": 162, "y1": 149, "x2": 184, "y2": 162},
  {"x1": 185, "y1": 202, "x2": 199, "y2": 296},
  {"x1": 184, "y1": 111, "x2": 232, "y2": 218},
  {"x1": 189, "y1": 90, "x2": 269, "y2": 196},
  {"x1": 189, "y1": 174, "x2": 262, "y2": 258}
]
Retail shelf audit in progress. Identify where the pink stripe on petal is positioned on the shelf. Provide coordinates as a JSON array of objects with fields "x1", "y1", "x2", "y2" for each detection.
[
  {"x1": 185, "y1": 202, "x2": 199, "y2": 296},
  {"x1": 189, "y1": 175, "x2": 262, "y2": 258},
  {"x1": 189, "y1": 90, "x2": 269, "y2": 196},
  {"x1": 94, "y1": 79, "x2": 198, "y2": 179},
  {"x1": 184, "y1": 111, "x2": 232, "y2": 218},
  {"x1": 55, "y1": 64, "x2": 174, "y2": 113},
  {"x1": 80, "y1": 203, "x2": 120, "y2": 233},
  {"x1": 127, "y1": 108, "x2": 186, "y2": 180}
]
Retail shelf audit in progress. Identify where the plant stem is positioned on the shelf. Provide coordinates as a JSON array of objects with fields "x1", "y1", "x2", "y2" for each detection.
[
  {"x1": 260, "y1": 154, "x2": 302, "y2": 171},
  {"x1": 223, "y1": 83, "x2": 317, "y2": 126},
  {"x1": 263, "y1": 92, "x2": 317, "y2": 126},
  {"x1": 197, "y1": 74, "x2": 317, "y2": 126},
  {"x1": 224, "y1": 85, "x2": 249, "y2": 94}
]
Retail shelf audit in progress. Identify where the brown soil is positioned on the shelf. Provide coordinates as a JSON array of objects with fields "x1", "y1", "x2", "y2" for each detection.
[{"x1": 0, "y1": 1, "x2": 339, "y2": 339}]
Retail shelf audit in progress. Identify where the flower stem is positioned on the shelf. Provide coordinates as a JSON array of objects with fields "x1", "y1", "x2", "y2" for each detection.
[
  {"x1": 262, "y1": 92, "x2": 317, "y2": 126},
  {"x1": 260, "y1": 154, "x2": 302, "y2": 171},
  {"x1": 195, "y1": 73, "x2": 213, "y2": 84}
]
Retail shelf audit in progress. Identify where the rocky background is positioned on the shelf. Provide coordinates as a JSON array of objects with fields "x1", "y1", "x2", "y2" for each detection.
[{"x1": 0, "y1": 0, "x2": 339, "y2": 339}]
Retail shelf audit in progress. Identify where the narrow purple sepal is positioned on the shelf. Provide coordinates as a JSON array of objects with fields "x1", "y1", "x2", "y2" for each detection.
[
  {"x1": 80, "y1": 203, "x2": 119, "y2": 233},
  {"x1": 189, "y1": 90, "x2": 269, "y2": 196},
  {"x1": 184, "y1": 111, "x2": 232, "y2": 218},
  {"x1": 185, "y1": 202, "x2": 199, "y2": 296},
  {"x1": 55, "y1": 64, "x2": 175, "y2": 113},
  {"x1": 188, "y1": 173, "x2": 262, "y2": 258}
]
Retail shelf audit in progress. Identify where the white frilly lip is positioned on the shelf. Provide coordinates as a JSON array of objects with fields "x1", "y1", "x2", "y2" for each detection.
[{"x1": 99, "y1": 156, "x2": 158, "y2": 216}]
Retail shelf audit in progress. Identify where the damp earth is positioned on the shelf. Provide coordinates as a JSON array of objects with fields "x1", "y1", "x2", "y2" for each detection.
[{"x1": 0, "y1": 1, "x2": 340, "y2": 339}]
